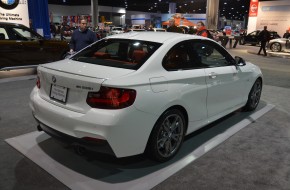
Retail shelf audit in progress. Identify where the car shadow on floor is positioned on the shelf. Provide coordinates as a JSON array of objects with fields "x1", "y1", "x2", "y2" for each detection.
[{"x1": 36, "y1": 101, "x2": 268, "y2": 183}]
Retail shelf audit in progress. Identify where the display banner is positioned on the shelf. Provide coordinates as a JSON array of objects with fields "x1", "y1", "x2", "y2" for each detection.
[
  {"x1": 249, "y1": 0, "x2": 259, "y2": 17},
  {"x1": 0, "y1": 0, "x2": 29, "y2": 27}
]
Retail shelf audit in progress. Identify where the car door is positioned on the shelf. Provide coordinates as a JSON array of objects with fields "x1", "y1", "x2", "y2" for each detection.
[
  {"x1": 191, "y1": 40, "x2": 246, "y2": 118},
  {"x1": 162, "y1": 41, "x2": 208, "y2": 130},
  {"x1": 8, "y1": 26, "x2": 49, "y2": 65},
  {"x1": 246, "y1": 31, "x2": 259, "y2": 44},
  {"x1": 0, "y1": 26, "x2": 24, "y2": 69}
]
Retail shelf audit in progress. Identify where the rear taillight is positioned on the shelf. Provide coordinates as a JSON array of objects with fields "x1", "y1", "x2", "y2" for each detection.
[
  {"x1": 86, "y1": 86, "x2": 136, "y2": 109},
  {"x1": 36, "y1": 75, "x2": 41, "y2": 89}
]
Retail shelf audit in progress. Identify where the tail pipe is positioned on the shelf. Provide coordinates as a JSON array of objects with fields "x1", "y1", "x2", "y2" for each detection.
[
  {"x1": 37, "y1": 125, "x2": 43, "y2": 131},
  {"x1": 73, "y1": 144, "x2": 87, "y2": 156}
]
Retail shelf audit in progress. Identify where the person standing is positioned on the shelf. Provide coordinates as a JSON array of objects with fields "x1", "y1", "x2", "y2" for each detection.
[
  {"x1": 196, "y1": 21, "x2": 208, "y2": 37},
  {"x1": 50, "y1": 22, "x2": 57, "y2": 38},
  {"x1": 283, "y1": 30, "x2": 290, "y2": 38},
  {"x1": 69, "y1": 19, "x2": 97, "y2": 53},
  {"x1": 257, "y1": 26, "x2": 270, "y2": 56},
  {"x1": 166, "y1": 18, "x2": 183, "y2": 33}
]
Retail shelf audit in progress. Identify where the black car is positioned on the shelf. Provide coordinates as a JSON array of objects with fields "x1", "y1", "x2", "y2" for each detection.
[
  {"x1": 240, "y1": 30, "x2": 281, "y2": 46},
  {"x1": 0, "y1": 22, "x2": 69, "y2": 70}
]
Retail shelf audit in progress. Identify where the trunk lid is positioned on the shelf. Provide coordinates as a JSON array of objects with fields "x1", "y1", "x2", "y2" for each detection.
[{"x1": 38, "y1": 60, "x2": 135, "y2": 113}]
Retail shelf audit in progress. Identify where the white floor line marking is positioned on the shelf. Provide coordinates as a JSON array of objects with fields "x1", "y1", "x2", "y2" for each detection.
[{"x1": 5, "y1": 104, "x2": 275, "y2": 190}]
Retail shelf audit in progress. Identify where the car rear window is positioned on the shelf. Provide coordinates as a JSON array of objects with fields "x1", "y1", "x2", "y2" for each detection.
[{"x1": 71, "y1": 39, "x2": 161, "y2": 70}]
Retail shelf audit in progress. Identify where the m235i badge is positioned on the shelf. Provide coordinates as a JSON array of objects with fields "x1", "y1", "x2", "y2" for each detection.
[{"x1": 0, "y1": 0, "x2": 19, "y2": 10}]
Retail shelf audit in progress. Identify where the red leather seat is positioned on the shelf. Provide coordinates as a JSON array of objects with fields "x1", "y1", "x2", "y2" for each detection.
[
  {"x1": 93, "y1": 52, "x2": 111, "y2": 59},
  {"x1": 132, "y1": 50, "x2": 147, "y2": 63}
]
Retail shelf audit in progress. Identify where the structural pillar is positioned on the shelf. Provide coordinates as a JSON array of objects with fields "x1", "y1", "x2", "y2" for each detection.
[
  {"x1": 169, "y1": 3, "x2": 176, "y2": 14},
  {"x1": 206, "y1": 0, "x2": 219, "y2": 29},
  {"x1": 91, "y1": 0, "x2": 99, "y2": 29}
]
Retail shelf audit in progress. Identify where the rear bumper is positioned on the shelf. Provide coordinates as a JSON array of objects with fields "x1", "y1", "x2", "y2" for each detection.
[
  {"x1": 35, "y1": 118, "x2": 115, "y2": 156},
  {"x1": 30, "y1": 87, "x2": 158, "y2": 158}
]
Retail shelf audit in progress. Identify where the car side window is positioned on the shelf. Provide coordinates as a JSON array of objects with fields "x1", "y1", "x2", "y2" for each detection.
[
  {"x1": 191, "y1": 40, "x2": 234, "y2": 68},
  {"x1": 0, "y1": 27, "x2": 8, "y2": 40},
  {"x1": 249, "y1": 31, "x2": 257, "y2": 36},
  {"x1": 12, "y1": 27, "x2": 39, "y2": 41},
  {"x1": 163, "y1": 42, "x2": 201, "y2": 71}
]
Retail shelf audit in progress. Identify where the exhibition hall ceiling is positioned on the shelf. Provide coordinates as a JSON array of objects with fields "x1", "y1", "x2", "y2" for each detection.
[{"x1": 48, "y1": 0, "x2": 272, "y2": 20}]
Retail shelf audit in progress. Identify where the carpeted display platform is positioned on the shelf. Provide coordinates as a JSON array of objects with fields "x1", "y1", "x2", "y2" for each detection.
[{"x1": 5, "y1": 104, "x2": 274, "y2": 190}]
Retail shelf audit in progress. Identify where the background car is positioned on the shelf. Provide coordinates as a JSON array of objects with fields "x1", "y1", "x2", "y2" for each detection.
[
  {"x1": 177, "y1": 25, "x2": 189, "y2": 34},
  {"x1": 30, "y1": 32, "x2": 263, "y2": 162},
  {"x1": 110, "y1": 27, "x2": 124, "y2": 35},
  {"x1": 240, "y1": 30, "x2": 280, "y2": 46},
  {"x1": 0, "y1": 22, "x2": 69, "y2": 70},
  {"x1": 128, "y1": 28, "x2": 146, "y2": 32},
  {"x1": 268, "y1": 37, "x2": 290, "y2": 52},
  {"x1": 152, "y1": 28, "x2": 166, "y2": 32}
]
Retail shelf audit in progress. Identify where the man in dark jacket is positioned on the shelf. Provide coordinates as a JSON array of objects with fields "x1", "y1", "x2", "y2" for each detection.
[
  {"x1": 166, "y1": 18, "x2": 183, "y2": 33},
  {"x1": 257, "y1": 26, "x2": 270, "y2": 56},
  {"x1": 69, "y1": 19, "x2": 97, "y2": 53}
]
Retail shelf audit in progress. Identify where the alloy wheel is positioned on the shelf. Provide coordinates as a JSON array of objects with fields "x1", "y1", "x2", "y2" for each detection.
[
  {"x1": 156, "y1": 113, "x2": 184, "y2": 158},
  {"x1": 270, "y1": 42, "x2": 282, "y2": 52},
  {"x1": 249, "y1": 80, "x2": 262, "y2": 109}
]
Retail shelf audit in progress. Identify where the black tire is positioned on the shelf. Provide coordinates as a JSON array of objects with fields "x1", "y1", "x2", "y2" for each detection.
[
  {"x1": 270, "y1": 42, "x2": 282, "y2": 52},
  {"x1": 243, "y1": 79, "x2": 262, "y2": 111},
  {"x1": 146, "y1": 109, "x2": 186, "y2": 162}
]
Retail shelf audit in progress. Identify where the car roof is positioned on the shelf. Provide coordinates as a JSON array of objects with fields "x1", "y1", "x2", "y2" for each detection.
[
  {"x1": 106, "y1": 31, "x2": 207, "y2": 43},
  {"x1": 0, "y1": 22, "x2": 25, "y2": 27},
  {"x1": 255, "y1": 30, "x2": 278, "y2": 32}
]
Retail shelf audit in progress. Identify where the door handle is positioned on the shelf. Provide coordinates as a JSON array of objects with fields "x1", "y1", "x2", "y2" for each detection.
[{"x1": 208, "y1": 72, "x2": 217, "y2": 79}]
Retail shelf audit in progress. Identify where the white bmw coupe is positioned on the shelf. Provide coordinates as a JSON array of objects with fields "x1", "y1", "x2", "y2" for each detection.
[{"x1": 30, "y1": 32, "x2": 263, "y2": 162}]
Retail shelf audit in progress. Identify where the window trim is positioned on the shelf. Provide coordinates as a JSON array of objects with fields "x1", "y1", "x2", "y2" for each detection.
[{"x1": 162, "y1": 39, "x2": 235, "y2": 71}]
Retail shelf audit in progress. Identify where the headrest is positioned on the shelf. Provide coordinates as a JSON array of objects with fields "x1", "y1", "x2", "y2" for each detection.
[{"x1": 132, "y1": 50, "x2": 146, "y2": 63}]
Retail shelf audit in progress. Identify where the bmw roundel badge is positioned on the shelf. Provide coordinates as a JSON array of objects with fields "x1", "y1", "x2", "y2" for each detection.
[{"x1": 0, "y1": 0, "x2": 19, "y2": 10}]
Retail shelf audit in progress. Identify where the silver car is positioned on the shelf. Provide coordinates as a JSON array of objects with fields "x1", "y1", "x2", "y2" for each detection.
[
  {"x1": 268, "y1": 38, "x2": 290, "y2": 52},
  {"x1": 110, "y1": 27, "x2": 124, "y2": 35}
]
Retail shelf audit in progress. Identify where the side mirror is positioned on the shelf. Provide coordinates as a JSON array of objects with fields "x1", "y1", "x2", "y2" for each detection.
[{"x1": 235, "y1": 56, "x2": 246, "y2": 66}]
